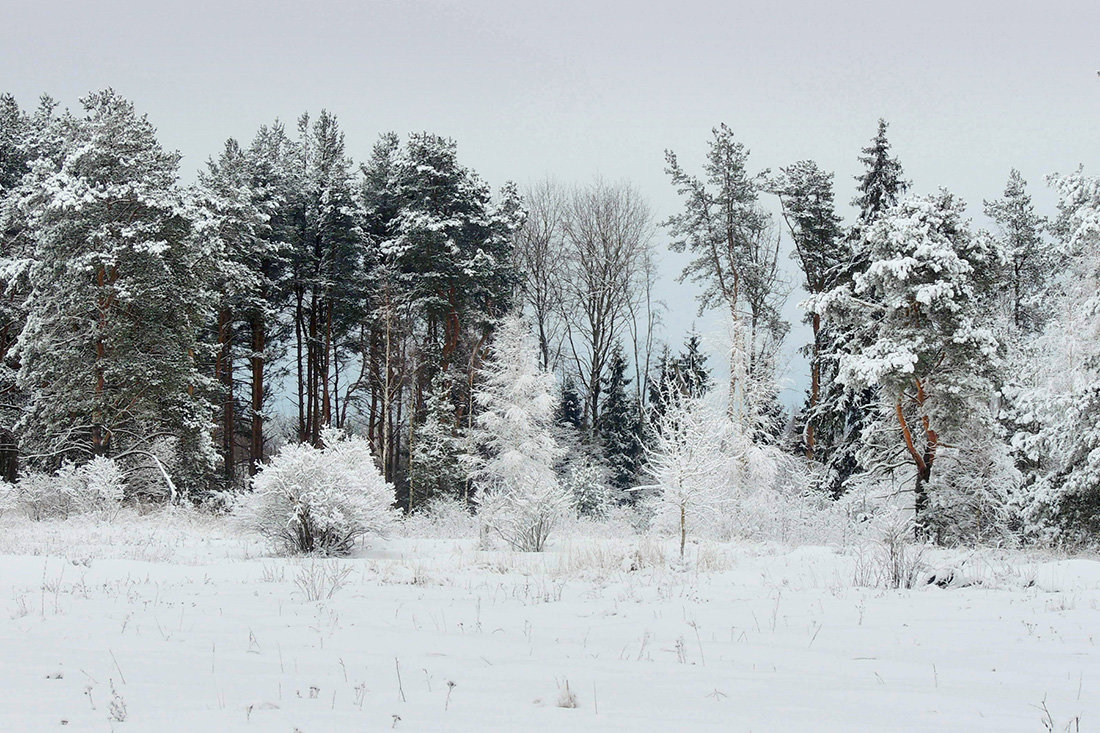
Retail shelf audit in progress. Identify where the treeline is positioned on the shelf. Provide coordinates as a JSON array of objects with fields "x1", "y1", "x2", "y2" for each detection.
[{"x1": 2, "y1": 89, "x2": 1099, "y2": 546}]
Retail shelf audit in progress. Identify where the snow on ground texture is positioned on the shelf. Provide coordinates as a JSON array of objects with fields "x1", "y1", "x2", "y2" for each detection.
[{"x1": 0, "y1": 512, "x2": 1097, "y2": 732}]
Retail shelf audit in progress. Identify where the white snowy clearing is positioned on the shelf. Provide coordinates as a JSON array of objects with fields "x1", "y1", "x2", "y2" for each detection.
[{"x1": 0, "y1": 511, "x2": 1096, "y2": 732}]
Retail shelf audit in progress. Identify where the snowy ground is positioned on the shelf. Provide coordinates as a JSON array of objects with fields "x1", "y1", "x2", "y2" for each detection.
[{"x1": 0, "y1": 511, "x2": 1096, "y2": 732}]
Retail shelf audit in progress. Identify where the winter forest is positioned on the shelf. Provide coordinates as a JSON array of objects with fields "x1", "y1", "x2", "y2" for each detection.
[
  {"x1": 1, "y1": 89, "x2": 1097, "y2": 547},
  {"x1": 2, "y1": 86, "x2": 1099, "y2": 731}
]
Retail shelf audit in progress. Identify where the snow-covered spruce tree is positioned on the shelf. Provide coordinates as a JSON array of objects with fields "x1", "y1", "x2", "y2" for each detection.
[
  {"x1": 1007, "y1": 169, "x2": 1100, "y2": 542},
  {"x1": 554, "y1": 376, "x2": 612, "y2": 516},
  {"x1": 242, "y1": 428, "x2": 398, "y2": 555},
  {"x1": 409, "y1": 375, "x2": 466, "y2": 510},
  {"x1": 468, "y1": 315, "x2": 572, "y2": 551},
  {"x1": 12, "y1": 89, "x2": 215, "y2": 496},
  {"x1": 811, "y1": 191, "x2": 1004, "y2": 539},
  {"x1": 646, "y1": 333, "x2": 712, "y2": 428},
  {"x1": 597, "y1": 342, "x2": 643, "y2": 497}
]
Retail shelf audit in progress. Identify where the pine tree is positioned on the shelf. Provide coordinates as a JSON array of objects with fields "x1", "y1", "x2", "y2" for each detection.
[
  {"x1": 772, "y1": 160, "x2": 846, "y2": 460},
  {"x1": 13, "y1": 89, "x2": 215, "y2": 494},
  {"x1": 983, "y1": 169, "x2": 1053, "y2": 334},
  {"x1": 194, "y1": 137, "x2": 280, "y2": 486},
  {"x1": 815, "y1": 191, "x2": 1002, "y2": 535},
  {"x1": 809, "y1": 121, "x2": 912, "y2": 496},
  {"x1": 664, "y1": 125, "x2": 787, "y2": 401},
  {"x1": 287, "y1": 111, "x2": 368, "y2": 446}
]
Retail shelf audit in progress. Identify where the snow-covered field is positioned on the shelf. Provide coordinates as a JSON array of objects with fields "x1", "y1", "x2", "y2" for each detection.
[{"x1": 0, "y1": 511, "x2": 1096, "y2": 732}]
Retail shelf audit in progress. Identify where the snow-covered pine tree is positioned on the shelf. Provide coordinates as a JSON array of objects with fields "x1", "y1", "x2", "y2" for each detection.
[
  {"x1": 812, "y1": 120, "x2": 911, "y2": 497},
  {"x1": 468, "y1": 314, "x2": 571, "y2": 551},
  {"x1": 360, "y1": 131, "x2": 520, "y2": 493},
  {"x1": 0, "y1": 94, "x2": 34, "y2": 482},
  {"x1": 287, "y1": 111, "x2": 367, "y2": 447},
  {"x1": 813, "y1": 191, "x2": 1003, "y2": 537},
  {"x1": 194, "y1": 137, "x2": 280, "y2": 486},
  {"x1": 771, "y1": 160, "x2": 846, "y2": 461},
  {"x1": 983, "y1": 169, "x2": 1053, "y2": 335},
  {"x1": 13, "y1": 89, "x2": 215, "y2": 496},
  {"x1": 664, "y1": 125, "x2": 787, "y2": 407}
]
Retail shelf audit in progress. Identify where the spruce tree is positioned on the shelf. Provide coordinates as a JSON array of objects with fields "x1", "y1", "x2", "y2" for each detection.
[
  {"x1": 409, "y1": 375, "x2": 465, "y2": 509},
  {"x1": 597, "y1": 343, "x2": 642, "y2": 495}
]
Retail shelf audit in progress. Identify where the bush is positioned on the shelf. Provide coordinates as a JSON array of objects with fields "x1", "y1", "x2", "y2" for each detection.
[
  {"x1": 478, "y1": 476, "x2": 574, "y2": 552},
  {"x1": 240, "y1": 429, "x2": 398, "y2": 556},
  {"x1": 13, "y1": 457, "x2": 126, "y2": 520}
]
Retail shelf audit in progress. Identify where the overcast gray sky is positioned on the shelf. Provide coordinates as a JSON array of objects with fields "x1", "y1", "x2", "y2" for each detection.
[{"x1": 3, "y1": 0, "x2": 1099, "y2": 403}]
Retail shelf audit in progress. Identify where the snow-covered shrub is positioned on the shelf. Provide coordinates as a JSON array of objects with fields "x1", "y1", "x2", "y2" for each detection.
[
  {"x1": 0, "y1": 480, "x2": 14, "y2": 518},
  {"x1": 478, "y1": 477, "x2": 575, "y2": 552},
  {"x1": 240, "y1": 428, "x2": 398, "y2": 556},
  {"x1": 560, "y1": 451, "x2": 613, "y2": 518},
  {"x1": 642, "y1": 389, "x2": 743, "y2": 556},
  {"x1": 468, "y1": 315, "x2": 573, "y2": 552},
  {"x1": 402, "y1": 495, "x2": 478, "y2": 538},
  {"x1": 13, "y1": 457, "x2": 127, "y2": 520},
  {"x1": 852, "y1": 509, "x2": 929, "y2": 589}
]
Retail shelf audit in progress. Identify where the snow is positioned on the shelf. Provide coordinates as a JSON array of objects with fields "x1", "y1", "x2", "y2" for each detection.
[{"x1": 0, "y1": 512, "x2": 1097, "y2": 732}]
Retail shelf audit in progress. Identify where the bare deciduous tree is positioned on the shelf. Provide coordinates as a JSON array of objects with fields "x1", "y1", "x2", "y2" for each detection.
[
  {"x1": 561, "y1": 179, "x2": 655, "y2": 428},
  {"x1": 514, "y1": 179, "x2": 568, "y2": 370}
]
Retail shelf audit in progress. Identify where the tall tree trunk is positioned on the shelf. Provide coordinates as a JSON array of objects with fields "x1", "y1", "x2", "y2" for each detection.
[
  {"x1": 805, "y1": 312, "x2": 821, "y2": 460},
  {"x1": 249, "y1": 310, "x2": 265, "y2": 474},
  {"x1": 295, "y1": 287, "x2": 306, "y2": 443},
  {"x1": 217, "y1": 307, "x2": 235, "y2": 484}
]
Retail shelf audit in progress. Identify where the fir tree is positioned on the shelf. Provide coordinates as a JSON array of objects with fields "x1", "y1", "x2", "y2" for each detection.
[{"x1": 853, "y1": 119, "x2": 909, "y2": 227}]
